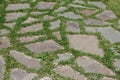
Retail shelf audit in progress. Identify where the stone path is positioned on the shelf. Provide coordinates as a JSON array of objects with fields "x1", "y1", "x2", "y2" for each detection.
[{"x1": 0, "y1": 0, "x2": 120, "y2": 80}]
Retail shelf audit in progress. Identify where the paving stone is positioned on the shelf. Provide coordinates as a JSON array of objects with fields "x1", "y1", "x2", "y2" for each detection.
[
  {"x1": 43, "y1": 15, "x2": 54, "y2": 21},
  {"x1": 31, "y1": 12, "x2": 46, "y2": 16},
  {"x1": 67, "y1": 35, "x2": 104, "y2": 57},
  {"x1": 85, "y1": 27, "x2": 98, "y2": 33},
  {"x1": 54, "y1": 7, "x2": 67, "y2": 13},
  {"x1": 0, "y1": 56, "x2": 5, "y2": 80},
  {"x1": 17, "y1": 35, "x2": 43, "y2": 43},
  {"x1": 76, "y1": 56, "x2": 115, "y2": 76},
  {"x1": 84, "y1": 19, "x2": 111, "y2": 26},
  {"x1": 53, "y1": 31, "x2": 61, "y2": 40},
  {"x1": 80, "y1": 9, "x2": 97, "y2": 16},
  {"x1": 19, "y1": 23, "x2": 43, "y2": 34},
  {"x1": 5, "y1": 12, "x2": 26, "y2": 22},
  {"x1": 50, "y1": 20, "x2": 61, "y2": 29},
  {"x1": 69, "y1": 4, "x2": 94, "y2": 9},
  {"x1": 73, "y1": 0, "x2": 85, "y2": 4},
  {"x1": 88, "y1": 1, "x2": 107, "y2": 9},
  {"x1": 54, "y1": 65, "x2": 87, "y2": 80},
  {"x1": 53, "y1": 53, "x2": 74, "y2": 65},
  {"x1": 6, "y1": 3, "x2": 30, "y2": 11},
  {"x1": 113, "y1": 59, "x2": 120, "y2": 70},
  {"x1": 23, "y1": 17, "x2": 38, "y2": 24},
  {"x1": 101, "y1": 77, "x2": 116, "y2": 80},
  {"x1": 25, "y1": 40, "x2": 64, "y2": 54},
  {"x1": 96, "y1": 10, "x2": 117, "y2": 21},
  {"x1": 4, "y1": 22, "x2": 15, "y2": 29},
  {"x1": 0, "y1": 29, "x2": 10, "y2": 36},
  {"x1": 66, "y1": 21, "x2": 80, "y2": 32},
  {"x1": 35, "y1": 2, "x2": 56, "y2": 10},
  {"x1": 0, "y1": 37, "x2": 10, "y2": 50},
  {"x1": 10, "y1": 50, "x2": 41, "y2": 69},
  {"x1": 10, "y1": 68, "x2": 37, "y2": 80},
  {"x1": 58, "y1": 12, "x2": 83, "y2": 19},
  {"x1": 39, "y1": 77, "x2": 52, "y2": 80}
]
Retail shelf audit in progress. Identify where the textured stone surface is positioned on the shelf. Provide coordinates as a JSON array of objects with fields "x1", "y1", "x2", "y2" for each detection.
[
  {"x1": 54, "y1": 7, "x2": 67, "y2": 13},
  {"x1": 68, "y1": 35, "x2": 104, "y2": 57},
  {"x1": 84, "y1": 19, "x2": 111, "y2": 26},
  {"x1": 0, "y1": 37, "x2": 10, "y2": 50},
  {"x1": 53, "y1": 31, "x2": 61, "y2": 40},
  {"x1": 54, "y1": 65, "x2": 87, "y2": 80},
  {"x1": 43, "y1": 15, "x2": 54, "y2": 21},
  {"x1": 35, "y1": 2, "x2": 56, "y2": 10},
  {"x1": 39, "y1": 77, "x2": 52, "y2": 80},
  {"x1": 19, "y1": 23, "x2": 43, "y2": 34},
  {"x1": 10, "y1": 68, "x2": 37, "y2": 80},
  {"x1": 0, "y1": 29, "x2": 10, "y2": 36},
  {"x1": 23, "y1": 17, "x2": 37, "y2": 24},
  {"x1": 101, "y1": 77, "x2": 116, "y2": 80},
  {"x1": 58, "y1": 12, "x2": 83, "y2": 19},
  {"x1": 66, "y1": 21, "x2": 80, "y2": 32},
  {"x1": 96, "y1": 10, "x2": 117, "y2": 21},
  {"x1": 10, "y1": 50, "x2": 41, "y2": 69},
  {"x1": 5, "y1": 12, "x2": 26, "y2": 22},
  {"x1": 4, "y1": 22, "x2": 15, "y2": 29},
  {"x1": 0, "y1": 56, "x2": 5, "y2": 80},
  {"x1": 113, "y1": 59, "x2": 120, "y2": 70},
  {"x1": 80, "y1": 9, "x2": 97, "y2": 16},
  {"x1": 25, "y1": 40, "x2": 64, "y2": 54},
  {"x1": 6, "y1": 3, "x2": 30, "y2": 11},
  {"x1": 76, "y1": 56, "x2": 115, "y2": 76},
  {"x1": 50, "y1": 20, "x2": 61, "y2": 29},
  {"x1": 53, "y1": 53, "x2": 73, "y2": 65}
]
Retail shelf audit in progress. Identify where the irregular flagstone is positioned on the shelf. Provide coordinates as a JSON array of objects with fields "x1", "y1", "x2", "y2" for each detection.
[
  {"x1": 39, "y1": 77, "x2": 52, "y2": 80},
  {"x1": 101, "y1": 77, "x2": 116, "y2": 80},
  {"x1": 69, "y1": 4, "x2": 94, "y2": 9},
  {"x1": 96, "y1": 10, "x2": 117, "y2": 21},
  {"x1": 80, "y1": 9, "x2": 97, "y2": 16},
  {"x1": 31, "y1": 12, "x2": 46, "y2": 16},
  {"x1": 10, "y1": 68, "x2": 37, "y2": 80},
  {"x1": 113, "y1": 59, "x2": 120, "y2": 70},
  {"x1": 53, "y1": 53, "x2": 74, "y2": 65},
  {"x1": 67, "y1": 35, "x2": 104, "y2": 57},
  {"x1": 58, "y1": 12, "x2": 83, "y2": 19},
  {"x1": 0, "y1": 56, "x2": 5, "y2": 80},
  {"x1": 85, "y1": 27, "x2": 98, "y2": 33},
  {"x1": 66, "y1": 21, "x2": 80, "y2": 32},
  {"x1": 5, "y1": 12, "x2": 26, "y2": 22},
  {"x1": 23, "y1": 17, "x2": 38, "y2": 24},
  {"x1": 4, "y1": 22, "x2": 15, "y2": 29},
  {"x1": 76, "y1": 56, "x2": 115, "y2": 76},
  {"x1": 0, "y1": 37, "x2": 10, "y2": 50},
  {"x1": 43, "y1": 15, "x2": 54, "y2": 21},
  {"x1": 6, "y1": 3, "x2": 30, "y2": 11},
  {"x1": 19, "y1": 23, "x2": 43, "y2": 34},
  {"x1": 0, "y1": 29, "x2": 10, "y2": 36},
  {"x1": 50, "y1": 20, "x2": 61, "y2": 29},
  {"x1": 73, "y1": 0, "x2": 85, "y2": 4},
  {"x1": 84, "y1": 19, "x2": 111, "y2": 26},
  {"x1": 54, "y1": 65, "x2": 87, "y2": 80},
  {"x1": 25, "y1": 40, "x2": 64, "y2": 54},
  {"x1": 17, "y1": 35, "x2": 43, "y2": 43},
  {"x1": 54, "y1": 7, "x2": 67, "y2": 13},
  {"x1": 53, "y1": 31, "x2": 62, "y2": 40},
  {"x1": 10, "y1": 50, "x2": 41, "y2": 69},
  {"x1": 88, "y1": 1, "x2": 107, "y2": 9},
  {"x1": 35, "y1": 2, "x2": 56, "y2": 10}
]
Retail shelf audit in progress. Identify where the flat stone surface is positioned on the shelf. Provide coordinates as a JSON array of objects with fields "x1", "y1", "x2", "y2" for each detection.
[
  {"x1": 54, "y1": 65, "x2": 87, "y2": 80},
  {"x1": 58, "y1": 12, "x2": 83, "y2": 19},
  {"x1": 25, "y1": 40, "x2": 64, "y2": 54},
  {"x1": 35, "y1": 2, "x2": 56, "y2": 10},
  {"x1": 101, "y1": 77, "x2": 116, "y2": 80},
  {"x1": 113, "y1": 59, "x2": 120, "y2": 70},
  {"x1": 4, "y1": 22, "x2": 15, "y2": 29},
  {"x1": 54, "y1": 7, "x2": 67, "y2": 13},
  {"x1": 10, "y1": 68, "x2": 37, "y2": 80},
  {"x1": 39, "y1": 77, "x2": 52, "y2": 80},
  {"x1": 53, "y1": 31, "x2": 61, "y2": 40},
  {"x1": 96, "y1": 10, "x2": 117, "y2": 21},
  {"x1": 0, "y1": 37, "x2": 10, "y2": 50},
  {"x1": 80, "y1": 9, "x2": 97, "y2": 16},
  {"x1": 6, "y1": 3, "x2": 30, "y2": 11},
  {"x1": 88, "y1": 1, "x2": 107, "y2": 9},
  {"x1": 76, "y1": 56, "x2": 115, "y2": 76},
  {"x1": 23, "y1": 17, "x2": 38, "y2": 24},
  {"x1": 67, "y1": 35, "x2": 104, "y2": 57},
  {"x1": 5, "y1": 12, "x2": 26, "y2": 22},
  {"x1": 0, "y1": 56, "x2": 5, "y2": 80},
  {"x1": 0, "y1": 29, "x2": 10, "y2": 36},
  {"x1": 10, "y1": 50, "x2": 41, "y2": 69},
  {"x1": 84, "y1": 19, "x2": 111, "y2": 26},
  {"x1": 43, "y1": 15, "x2": 54, "y2": 21},
  {"x1": 19, "y1": 23, "x2": 43, "y2": 34},
  {"x1": 53, "y1": 53, "x2": 73, "y2": 65},
  {"x1": 50, "y1": 20, "x2": 61, "y2": 29},
  {"x1": 31, "y1": 12, "x2": 46, "y2": 16},
  {"x1": 66, "y1": 21, "x2": 80, "y2": 32},
  {"x1": 73, "y1": 0, "x2": 85, "y2": 4}
]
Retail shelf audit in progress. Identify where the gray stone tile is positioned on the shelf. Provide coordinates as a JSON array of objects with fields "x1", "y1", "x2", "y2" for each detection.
[
  {"x1": 4, "y1": 22, "x2": 15, "y2": 29},
  {"x1": 50, "y1": 20, "x2": 61, "y2": 29},
  {"x1": 80, "y1": 9, "x2": 97, "y2": 16},
  {"x1": 43, "y1": 15, "x2": 54, "y2": 21},
  {"x1": 53, "y1": 31, "x2": 61, "y2": 40},
  {"x1": 0, "y1": 56, "x2": 5, "y2": 80},
  {"x1": 113, "y1": 59, "x2": 120, "y2": 71},
  {"x1": 39, "y1": 77, "x2": 52, "y2": 80},
  {"x1": 101, "y1": 77, "x2": 116, "y2": 80},
  {"x1": 0, "y1": 37, "x2": 10, "y2": 50},
  {"x1": 23, "y1": 17, "x2": 37, "y2": 24},
  {"x1": 0, "y1": 29, "x2": 10, "y2": 36},
  {"x1": 54, "y1": 7, "x2": 67, "y2": 13}
]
